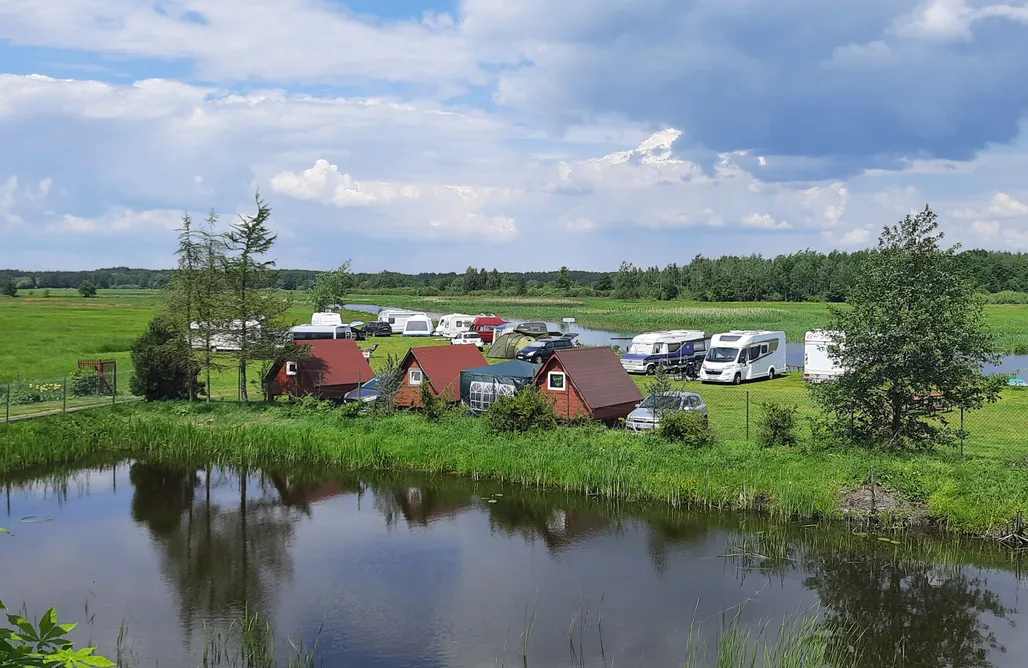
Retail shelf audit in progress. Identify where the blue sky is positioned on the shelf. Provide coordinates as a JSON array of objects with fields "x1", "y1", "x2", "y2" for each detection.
[{"x1": 2, "y1": 0, "x2": 1028, "y2": 271}]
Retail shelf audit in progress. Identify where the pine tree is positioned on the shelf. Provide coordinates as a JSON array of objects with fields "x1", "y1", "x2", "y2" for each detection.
[
  {"x1": 167, "y1": 213, "x2": 204, "y2": 400},
  {"x1": 194, "y1": 210, "x2": 229, "y2": 402}
]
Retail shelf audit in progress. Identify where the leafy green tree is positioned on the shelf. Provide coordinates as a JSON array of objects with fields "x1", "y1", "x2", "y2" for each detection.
[
  {"x1": 371, "y1": 353, "x2": 404, "y2": 413},
  {"x1": 0, "y1": 278, "x2": 16, "y2": 297},
  {"x1": 811, "y1": 206, "x2": 1003, "y2": 450},
  {"x1": 130, "y1": 316, "x2": 201, "y2": 401},
  {"x1": 307, "y1": 260, "x2": 352, "y2": 311},
  {"x1": 223, "y1": 193, "x2": 291, "y2": 403},
  {"x1": 613, "y1": 261, "x2": 640, "y2": 299},
  {"x1": 167, "y1": 212, "x2": 204, "y2": 401},
  {"x1": 78, "y1": 280, "x2": 97, "y2": 298},
  {"x1": 645, "y1": 365, "x2": 676, "y2": 423},
  {"x1": 556, "y1": 266, "x2": 572, "y2": 290}
]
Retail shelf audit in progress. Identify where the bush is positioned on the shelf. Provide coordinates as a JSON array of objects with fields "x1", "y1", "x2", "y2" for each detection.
[
  {"x1": 78, "y1": 280, "x2": 97, "y2": 298},
  {"x1": 0, "y1": 278, "x2": 16, "y2": 297},
  {"x1": 41, "y1": 288, "x2": 51, "y2": 298},
  {"x1": 339, "y1": 401, "x2": 364, "y2": 418},
  {"x1": 70, "y1": 368, "x2": 100, "y2": 396},
  {"x1": 658, "y1": 411, "x2": 717, "y2": 447},
  {"x1": 757, "y1": 402, "x2": 800, "y2": 448},
  {"x1": 485, "y1": 388, "x2": 557, "y2": 433},
  {"x1": 129, "y1": 316, "x2": 201, "y2": 401},
  {"x1": 419, "y1": 381, "x2": 448, "y2": 422},
  {"x1": 286, "y1": 395, "x2": 334, "y2": 417}
]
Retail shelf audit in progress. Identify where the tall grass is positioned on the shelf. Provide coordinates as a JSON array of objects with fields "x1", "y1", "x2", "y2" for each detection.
[{"x1": 3, "y1": 403, "x2": 1028, "y2": 533}]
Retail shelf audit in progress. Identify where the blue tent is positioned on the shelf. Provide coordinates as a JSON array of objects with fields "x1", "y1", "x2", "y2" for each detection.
[{"x1": 460, "y1": 359, "x2": 539, "y2": 414}]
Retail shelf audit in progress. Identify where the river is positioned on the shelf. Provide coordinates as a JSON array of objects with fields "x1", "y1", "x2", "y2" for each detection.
[
  {"x1": 346, "y1": 304, "x2": 1028, "y2": 376},
  {"x1": 2, "y1": 463, "x2": 1025, "y2": 667}
]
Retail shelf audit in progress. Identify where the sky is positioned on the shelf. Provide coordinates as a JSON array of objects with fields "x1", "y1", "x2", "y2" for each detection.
[{"x1": 2, "y1": 0, "x2": 1028, "y2": 272}]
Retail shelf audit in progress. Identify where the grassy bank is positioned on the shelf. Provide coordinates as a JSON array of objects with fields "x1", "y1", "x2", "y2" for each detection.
[{"x1": 2, "y1": 403, "x2": 1026, "y2": 534}]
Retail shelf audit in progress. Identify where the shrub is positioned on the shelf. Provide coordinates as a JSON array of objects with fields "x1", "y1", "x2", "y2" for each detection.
[
  {"x1": 419, "y1": 381, "x2": 448, "y2": 422},
  {"x1": 129, "y1": 316, "x2": 201, "y2": 401},
  {"x1": 70, "y1": 368, "x2": 100, "y2": 396},
  {"x1": 287, "y1": 395, "x2": 333, "y2": 417},
  {"x1": 0, "y1": 278, "x2": 16, "y2": 297},
  {"x1": 757, "y1": 402, "x2": 800, "y2": 448},
  {"x1": 78, "y1": 280, "x2": 97, "y2": 298},
  {"x1": 658, "y1": 411, "x2": 717, "y2": 447},
  {"x1": 485, "y1": 388, "x2": 557, "y2": 433},
  {"x1": 339, "y1": 401, "x2": 364, "y2": 418},
  {"x1": 41, "y1": 288, "x2": 51, "y2": 298}
]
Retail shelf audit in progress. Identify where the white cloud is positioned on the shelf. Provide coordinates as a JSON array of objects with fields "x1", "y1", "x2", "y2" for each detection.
[
  {"x1": 741, "y1": 213, "x2": 793, "y2": 230},
  {"x1": 1, "y1": 176, "x2": 22, "y2": 225},
  {"x1": 840, "y1": 227, "x2": 872, "y2": 245},
  {"x1": 54, "y1": 208, "x2": 182, "y2": 235},
  {"x1": 972, "y1": 219, "x2": 1001, "y2": 237},
  {"x1": 987, "y1": 192, "x2": 1028, "y2": 217}
]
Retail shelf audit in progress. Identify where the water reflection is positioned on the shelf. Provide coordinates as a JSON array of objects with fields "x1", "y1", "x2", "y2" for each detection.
[{"x1": 2, "y1": 463, "x2": 1024, "y2": 667}]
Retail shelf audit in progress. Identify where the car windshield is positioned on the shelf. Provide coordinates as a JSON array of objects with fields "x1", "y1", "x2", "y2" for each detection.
[
  {"x1": 628, "y1": 343, "x2": 656, "y2": 355},
  {"x1": 640, "y1": 394, "x2": 682, "y2": 410},
  {"x1": 707, "y1": 347, "x2": 740, "y2": 363}
]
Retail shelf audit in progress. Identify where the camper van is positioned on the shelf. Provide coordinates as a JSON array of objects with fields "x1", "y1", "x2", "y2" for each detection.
[
  {"x1": 435, "y1": 313, "x2": 475, "y2": 338},
  {"x1": 289, "y1": 324, "x2": 364, "y2": 341},
  {"x1": 470, "y1": 315, "x2": 506, "y2": 344},
  {"x1": 378, "y1": 309, "x2": 428, "y2": 332},
  {"x1": 699, "y1": 330, "x2": 786, "y2": 385},
  {"x1": 619, "y1": 330, "x2": 708, "y2": 375},
  {"x1": 401, "y1": 314, "x2": 435, "y2": 337},
  {"x1": 804, "y1": 330, "x2": 845, "y2": 382}
]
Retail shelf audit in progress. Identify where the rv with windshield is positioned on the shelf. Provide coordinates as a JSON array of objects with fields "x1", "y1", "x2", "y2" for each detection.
[
  {"x1": 435, "y1": 313, "x2": 475, "y2": 338},
  {"x1": 699, "y1": 330, "x2": 786, "y2": 385},
  {"x1": 619, "y1": 330, "x2": 708, "y2": 375},
  {"x1": 377, "y1": 309, "x2": 428, "y2": 332},
  {"x1": 804, "y1": 330, "x2": 845, "y2": 383},
  {"x1": 402, "y1": 314, "x2": 435, "y2": 337}
]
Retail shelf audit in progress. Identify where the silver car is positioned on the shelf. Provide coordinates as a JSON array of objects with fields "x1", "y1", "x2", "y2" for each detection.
[{"x1": 626, "y1": 391, "x2": 708, "y2": 432}]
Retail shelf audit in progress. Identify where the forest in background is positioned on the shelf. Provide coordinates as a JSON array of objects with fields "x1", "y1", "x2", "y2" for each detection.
[{"x1": 4, "y1": 248, "x2": 1028, "y2": 303}]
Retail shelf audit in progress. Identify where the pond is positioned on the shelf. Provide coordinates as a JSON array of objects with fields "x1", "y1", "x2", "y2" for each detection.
[
  {"x1": 346, "y1": 304, "x2": 1028, "y2": 376},
  {"x1": 3, "y1": 463, "x2": 1026, "y2": 667}
]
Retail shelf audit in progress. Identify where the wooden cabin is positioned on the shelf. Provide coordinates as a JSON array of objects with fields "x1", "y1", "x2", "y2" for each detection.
[
  {"x1": 265, "y1": 339, "x2": 374, "y2": 400},
  {"x1": 535, "y1": 347, "x2": 643, "y2": 424}
]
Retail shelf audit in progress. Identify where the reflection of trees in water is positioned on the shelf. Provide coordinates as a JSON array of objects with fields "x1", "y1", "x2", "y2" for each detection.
[
  {"x1": 373, "y1": 486, "x2": 473, "y2": 527},
  {"x1": 485, "y1": 495, "x2": 616, "y2": 554},
  {"x1": 804, "y1": 552, "x2": 1013, "y2": 667},
  {"x1": 129, "y1": 463, "x2": 299, "y2": 639}
]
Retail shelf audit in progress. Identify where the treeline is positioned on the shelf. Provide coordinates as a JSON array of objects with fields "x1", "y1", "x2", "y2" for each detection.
[{"x1": 6, "y1": 249, "x2": 1028, "y2": 301}]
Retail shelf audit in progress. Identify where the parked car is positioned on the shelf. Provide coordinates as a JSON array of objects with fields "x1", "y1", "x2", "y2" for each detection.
[
  {"x1": 451, "y1": 331, "x2": 485, "y2": 350},
  {"x1": 343, "y1": 377, "x2": 381, "y2": 403},
  {"x1": 515, "y1": 336, "x2": 575, "y2": 364},
  {"x1": 362, "y1": 321, "x2": 393, "y2": 337},
  {"x1": 470, "y1": 315, "x2": 507, "y2": 344},
  {"x1": 626, "y1": 391, "x2": 708, "y2": 432}
]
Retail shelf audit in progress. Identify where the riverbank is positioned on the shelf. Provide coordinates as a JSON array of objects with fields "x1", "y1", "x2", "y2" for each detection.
[{"x1": 2, "y1": 403, "x2": 1026, "y2": 534}]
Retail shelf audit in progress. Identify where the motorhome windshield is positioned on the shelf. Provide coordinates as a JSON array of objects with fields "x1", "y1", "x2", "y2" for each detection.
[
  {"x1": 628, "y1": 343, "x2": 657, "y2": 355},
  {"x1": 707, "y1": 347, "x2": 740, "y2": 363}
]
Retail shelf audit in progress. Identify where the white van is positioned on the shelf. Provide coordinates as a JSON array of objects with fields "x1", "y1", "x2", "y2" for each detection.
[
  {"x1": 620, "y1": 330, "x2": 707, "y2": 374},
  {"x1": 804, "y1": 330, "x2": 845, "y2": 382},
  {"x1": 402, "y1": 314, "x2": 435, "y2": 337},
  {"x1": 699, "y1": 330, "x2": 786, "y2": 384},
  {"x1": 435, "y1": 313, "x2": 475, "y2": 338},
  {"x1": 378, "y1": 309, "x2": 428, "y2": 332}
]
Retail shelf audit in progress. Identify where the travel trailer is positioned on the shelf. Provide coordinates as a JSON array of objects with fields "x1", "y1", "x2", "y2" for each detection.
[
  {"x1": 402, "y1": 314, "x2": 435, "y2": 337},
  {"x1": 619, "y1": 330, "x2": 708, "y2": 375},
  {"x1": 378, "y1": 309, "x2": 428, "y2": 332},
  {"x1": 804, "y1": 330, "x2": 845, "y2": 382},
  {"x1": 698, "y1": 330, "x2": 786, "y2": 385},
  {"x1": 189, "y1": 319, "x2": 260, "y2": 352},
  {"x1": 435, "y1": 313, "x2": 475, "y2": 338}
]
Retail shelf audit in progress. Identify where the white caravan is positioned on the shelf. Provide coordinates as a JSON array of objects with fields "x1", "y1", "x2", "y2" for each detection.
[
  {"x1": 435, "y1": 313, "x2": 475, "y2": 338},
  {"x1": 402, "y1": 314, "x2": 435, "y2": 337},
  {"x1": 699, "y1": 330, "x2": 786, "y2": 385},
  {"x1": 619, "y1": 330, "x2": 708, "y2": 374},
  {"x1": 378, "y1": 309, "x2": 428, "y2": 332},
  {"x1": 804, "y1": 330, "x2": 845, "y2": 383},
  {"x1": 310, "y1": 311, "x2": 344, "y2": 327},
  {"x1": 189, "y1": 320, "x2": 260, "y2": 352}
]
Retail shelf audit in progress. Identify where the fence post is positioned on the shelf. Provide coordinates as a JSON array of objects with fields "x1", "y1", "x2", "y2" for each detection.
[
  {"x1": 960, "y1": 407, "x2": 965, "y2": 457},
  {"x1": 63, "y1": 377, "x2": 68, "y2": 413},
  {"x1": 745, "y1": 391, "x2": 750, "y2": 441},
  {"x1": 112, "y1": 372, "x2": 117, "y2": 406}
]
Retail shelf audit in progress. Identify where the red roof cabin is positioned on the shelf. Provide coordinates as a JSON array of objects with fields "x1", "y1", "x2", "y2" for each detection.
[
  {"x1": 266, "y1": 339, "x2": 374, "y2": 400},
  {"x1": 536, "y1": 347, "x2": 644, "y2": 424},
  {"x1": 395, "y1": 345, "x2": 488, "y2": 408}
]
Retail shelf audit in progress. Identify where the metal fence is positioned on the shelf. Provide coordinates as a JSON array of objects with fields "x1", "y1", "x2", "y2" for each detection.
[{"x1": 0, "y1": 370, "x2": 137, "y2": 424}]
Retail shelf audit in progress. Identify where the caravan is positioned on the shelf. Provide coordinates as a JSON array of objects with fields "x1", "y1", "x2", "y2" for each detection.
[
  {"x1": 804, "y1": 330, "x2": 845, "y2": 382},
  {"x1": 402, "y1": 314, "x2": 435, "y2": 337},
  {"x1": 699, "y1": 331, "x2": 786, "y2": 385},
  {"x1": 435, "y1": 313, "x2": 475, "y2": 338},
  {"x1": 619, "y1": 330, "x2": 708, "y2": 375},
  {"x1": 378, "y1": 309, "x2": 428, "y2": 332}
]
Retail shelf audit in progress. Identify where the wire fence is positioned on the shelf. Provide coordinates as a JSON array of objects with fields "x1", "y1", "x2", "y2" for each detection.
[{"x1": 0, "y1": 370, "x2": 138, "y2": 424}]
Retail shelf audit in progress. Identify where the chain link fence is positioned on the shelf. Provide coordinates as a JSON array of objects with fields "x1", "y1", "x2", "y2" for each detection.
[{"x1": 0, "y1": 370, "x2": 137, "y2": 423}]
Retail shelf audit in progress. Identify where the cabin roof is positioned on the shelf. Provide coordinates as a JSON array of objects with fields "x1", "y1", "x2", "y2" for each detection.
[
  {"x1": 547, "y1": 347, "x2": 643, "y2": 410},
  {"x1": 402, "y1": 345, "x2": 488, "y2": 399}
]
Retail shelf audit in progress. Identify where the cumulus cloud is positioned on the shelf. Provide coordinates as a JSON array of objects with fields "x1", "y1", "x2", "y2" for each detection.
[
  {"x1": 840, "y1": 227, "x2": 873, "y2": 245},
  {"x1": 987, "y1": 192, "x2": 1028, "y2": 217},
  {"x1": 1, "y1": 176, "x2": 22, "y2": 225}
]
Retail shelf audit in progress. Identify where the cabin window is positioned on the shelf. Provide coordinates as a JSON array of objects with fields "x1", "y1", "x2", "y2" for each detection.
[
  {"x1": 760, "y1": 344, "x2": 769, "y2": 356},
  {"x1": 768, "y1": 339, "x2": 780, "y2": 353},
  {"x1": 667, "y1": 342, "x2": 682, "y2": 354},
  {"x1": 749, "y1": 345, "x2": 762, "y2": 361},
  {"x1": 694, "y1": 340, "x2": 706, "y2": 352},
  {"x1": 408, "y1": 369, "x2": 423, "y2": 386},
  {"x1": 285, "y1": 361, "x2": 298, "y2": 376},
  {"x1": 547, "y1": 371, "x2": 566, "y2": 391}
]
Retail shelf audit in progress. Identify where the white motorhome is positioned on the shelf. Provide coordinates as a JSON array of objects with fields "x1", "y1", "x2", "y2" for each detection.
[
  {"x1": 619, "y1": 330, "x2": 708, "y2": 374},
  {"x1": 189, "y1": 320, "x2": 261, "y2": 352},
  {"x1": 378, "y1": 309, "x2": 428, "y2": 332},
  {"x1": 435, "y1": 313, "x2": 475, "y2": 338},
  {"x1": 311, "y1": 311, "x2": 344, "y2": 327},
  {"x1": 699, "y1": 330, "x2": 786, "y2": 385},
  {"x1": 289, "y1": 324, "x2": 361, "y2": 341},
  {"x1": 402, "y1": 314, "x2": 435, "y2": 337},
  {"x1": 804, "y1": 330, "x2": 845, "y2": 383}
]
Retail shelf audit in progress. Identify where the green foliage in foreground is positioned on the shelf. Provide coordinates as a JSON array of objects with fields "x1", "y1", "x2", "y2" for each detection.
[
  {"x1": 658, "y1": 411, "x2": 718, "y2": 447},
  {"x1": 3, "y1": 404, "x2": 1027, "y2": 533},
  {"x1": 485, "y1": 387, "x2": 558, "y2": 433}
]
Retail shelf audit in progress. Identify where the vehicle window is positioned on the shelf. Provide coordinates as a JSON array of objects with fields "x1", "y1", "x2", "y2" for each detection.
[
  {"x1": 761, "y1": 344, "x2": 768, "y2": 355},
  {"x1": 652, "y1": 344, "x2": 661, "y2": 354},
  {"x1": 768, "y1": 339, "x2": 780, "y2": 353},
  {"x1": 387, "y1": 318, "x2": 395, "y2": 324},
  {"x1": 684, "y1": 396, "x2": 699, "y2": 408},
  {"x1": 292, "y1": 332, "x2": 308, "y2": 340},
  {"x1": 707, "y1": 347, "x2": 739, "y2": 363},
  {"x1": 667, "y1": 342, "x2": 682, "y2": 354},
  {"x1": 749, "y1": 345, "x2": 761, "y2": 361},
  {"x1": 557, "y1": 340, "x2": 572, "y2": 348},
  {"x1": 695, "y1": 340, "x2": 706, "y2": 352}
]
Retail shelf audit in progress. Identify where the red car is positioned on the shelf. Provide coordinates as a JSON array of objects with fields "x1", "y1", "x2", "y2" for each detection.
[{"x1": 470, "y1": 316, "x2": 506, "y2": 344}]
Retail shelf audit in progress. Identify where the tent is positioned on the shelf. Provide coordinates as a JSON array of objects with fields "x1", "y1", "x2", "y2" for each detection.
[
  {"x1": 487, "y1": 331, "x2": 541, "y2": 359},
  {"x1": 460, "y1": 359, "x2": 539, "y2": 414}
]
